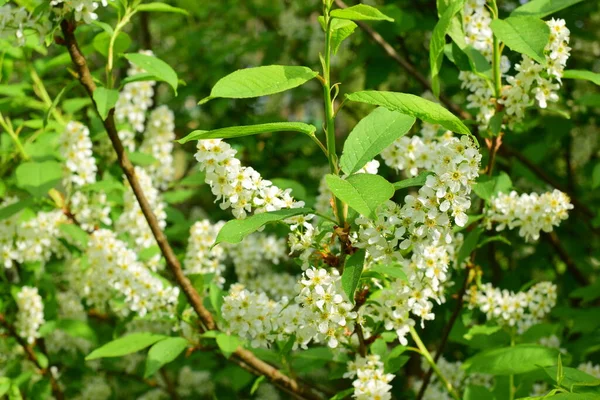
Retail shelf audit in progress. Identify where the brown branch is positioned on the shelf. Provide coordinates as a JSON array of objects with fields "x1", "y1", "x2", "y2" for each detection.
[
  {"x1": 0, "y1": 313, "x2": 64, "y2": 400},
  {"x1": 159, "y1": 369, "x2": 180, "y2": 400},
  {"x1": 543, "y1": 231, "x2": 589, "y2": 286},
  {"x1": 59, "y1": 18, "x2": 323, "y2": 400}
]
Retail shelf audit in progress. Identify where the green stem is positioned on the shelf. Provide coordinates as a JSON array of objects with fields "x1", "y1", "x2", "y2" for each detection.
[
  {"x1": 410, "y1": 326, "x2": 460, "y2": 400},
  {"x1": 107, "y1": 9, "x2": 136, "y2": 88},
  {"x1": 29, "y1": 66, "x2": 66, "y2": 126},
  {"x1": 322, "y1": 5, "x2": 345, "y2": 226},
  {"x1": 490, "y1": 0, "x2": 502, "y2": 99},
  {"x1": 0, "y1": 113, "x2": 28, "y2": 160},
  {"x1": 509, "y1": 334, "x2": 515, "y2": 400}
]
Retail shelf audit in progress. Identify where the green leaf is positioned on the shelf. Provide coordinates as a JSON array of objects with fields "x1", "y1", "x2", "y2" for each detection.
[
  {"x1": 472, "y1": 172, "x2": 512, "y2": 201},
  {"x1": 393, "y1": 171, "x2": 432, "y2": 190},
  {"x1": 15, "y1": 161, "x2": 62, "y2": 197},
  {"x1": 136, "y1": 2, "x2": 189, "y2": 15},
  {"x1": 214, "y1": 208, "x2": 312, "y2": 246},
  {"x1": 430, "y1": 0, "x2": 465, "y2": 96},
  {"x1": 330, "y1": 19, "x2": 357, "y2": 54},
  {"x1": 54, "y1": 319, "x2": 96, "y2": 342},
  {"x1": 216, "y1": 333, "x2": 241, "y2": 359},
  {"x1": 511, "y1": 0, "x2": 584, "y2": 18},
  {"x1": 562, "y1": 70, "x2": 600, "y2": 86},
  {"x1": 340, "y1": 107, "x2": 415, "y2": 175},
  {"x1": 129, "y1": 151, "x2": 158, "y2": 166},
  {"x1": 177, "y1": 122, "x2": 316, "y2": 144},
  {"x1": 43, "y1": 86, "x2": 67, "y2": 129},
  {"x1": 463, "y1": 344, "x2": 559, "y2": 375},
  {"x1": 342, "y1": 249, "x2": 365, "y2": 303},
  {"x1": 92, "y1": 87, "x2": 119, "y2": 120},
  {"x1": 346, "y1": 91, "x2": 470, "y2": 135},
  {"x1": 543, "y1": 365, "x2": 600, "y2": 391},
  {"x1": 250, "y1": 376, "x2": 266, "y2": 395},
  {"x1": 0, "y1": 197, "x2": 34, "y2": 220},
  {"x1": 490, "y1": 17, "x2": 550, "y2": 64},
  {"x1": 463, "y1": 385, "x2": 495, "y2": 400},
  {"x1": 384, "y1": 345, "x2": 408, "y2": 373},
  {"x1": 456, "y1": 226, "x2": 483, "y2": 265},
  {"x1": 329, "y1": 388, "x2": 354, "y2": 400},
  {"x1": 199, "y1": 65, "x2": 318, "y2": 104},
  {"x1": 124, "y1": 53, "x2": 178, "y2": 94},
  {"x1": 209, "y1": 283, "x2": 224, "y2": 320},
  {"x1": 325, "y1": 174, "x2": 394, "y2": 218},
  {"x1": 489, "y1": 111, "x2": 504, "y2": 136},
  {"x1": 330, "y1": 4, "x2": 394, "y2": 22},
  {"x1": 0, "y1": 378, "x2": 10, "y2": 397},
  {"x1": 144, "y1": 337, "x2": 189, "y2": 378},
  {"x1": 58, "y1": 224, "x2": 89, "y2": 248},
  {"x1": 369, "y1": 264, "x2": 408, "y2": 281},
  {"x1": 464, "y1": 324, "x2": 502, "y2": 341},
  {"x1": 86, "y1": 333, "x2": 167, "y2": 360},
  {"x1": 93, "y1": 31, "x2": 131, "y2": 58},
  {"x1": 371, "y1": 338, "x2": 387, "y2": 357},
  {"x1": 120, "y1": 72, "x2": 158, "y2": 87}
]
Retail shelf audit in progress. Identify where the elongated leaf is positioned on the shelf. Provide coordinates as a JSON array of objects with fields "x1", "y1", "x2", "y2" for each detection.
[
  {"x1": 463, "y1": 344, "x2": 558, "y2": 375},
  {"x1": 325, "y1": 174, "x2": 394, "y2": 218},
  {"x1": 144, "y1": 337, "x2": 189, "y2": 378},
  {"x1": 562, "y1": 69, "x2": 600, "y2": 86},
  {"x1": 472, "y1": 172, "x2": 512, "y2": 201},
  {"x1": 216, "y1": 333, "x2": 241, "y2": 358},
  {"x1": 456, "y1": 226, "x2": 483, "y2": 265},
  {"x1": 511, "y1": 0, "x2": 584, "y2": 18},
  {"x1": 86, "y1": 333, "x2": 167, "y2": 360},
  {"x1": 543, "y1": 365, "x2": 600, "y2": 391},
  {"x1": 464, "y1": 324, "x2": 502, "y2": 340},
  {"x1": 199, "y1": 65, "x2": 318, "y2": 104},
  {"x1": 15, "y1": 161, "x2": 62, "y2": 197},
  {"x1": 136, "y1": 2, "x2": 189, "y2": 15},
  {"x1": 342, "y1": 249, "x2": 365, "y2": 303},
  {"x1": 120, "y1": 72, "x2": 157, "y2": 87},
  {"x1": 393, "y1": 171, "x2": 432, "y2": 190},
  {"x1": 0, "y1": 197, "x2": 34, "y2": 220},
  {"x1": 177, "y1": 122, "x2": 316, "y2": 144},
  {"x1": 490, "y1": 17, "x2": 550, "y2": 64},
  {"x1": 124, "y1": 53, "x2": 178, "y2": 94},
  {"x1": 58, "y1": 224, "x2": 89, "y2": 248},
  {"x1": 93, "y1": 31, "x2": 131, "y2": 58},
  {"x1": 93, "y1": 87, "x2": 119, "y2": 120},
  {"x1": 330, "y1": 19, "x2": 357, "y2": 54},
  {"x1": 430, "y1": 0, "x2": 465, "y2": 96},
  {"x1": 340, "y1": 107, "x2": 415, "y2": 175},
  {"x1": 330, "y1": 4, "x2": 394, "y2": 22},
  {"x1": 55, "y1": 319, "x2": 96, "y2": 342},
  {"x1": 214, "y1": 208, "x2": 313, "y2": 246},
  {"x1": 369, "y1": 264, "x2": 408, "y2": 281},
  {"x1": 43, "y1": 86, "x2": 67, "y2": 129},
  {"x1": 346, "y1": 91, "x2": 470, "y2": 135}
]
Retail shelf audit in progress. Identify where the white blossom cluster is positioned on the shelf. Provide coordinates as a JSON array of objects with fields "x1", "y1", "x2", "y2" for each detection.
[
  {"x1": 115, "y1": 50, "x2": 156, "y2": 132},
  {"x1": 0, "y1": 4, "x2": 50, "y2": 47},
  {"x1": 82, "y1": 229, "x2": 179, "y2": 318},
  {"x1": 460, "y1": 0, "x2": 571, "y2": 130},
  {"x1": 485, "y1": 189, "x2": 573, "y2": 241},
  {"x1": 177, "y1": 367, "x2": 215, "y2": 398},
  {"x1": 116, "y1": 167, "x2": 167, "y2": 263},
  {"x1": 15, "y1": 286, "x2": 45, "y2": 344},
  {"x1": 344, "y1": 355, "x2": 394, "y2": 400},
  {"x1": 244, "y1": 272, "x2": 298, "y2": 300},
  {"x1": 139, "y1": 105, "x2": 176, "y2": 189},
  {"x1": 184, "y1": 219, "x2": 227, "y2": 285},
  {"x1": 228, "y1": 232, "x2": 288, "y2": 280},
  {"x1": 578, "y1": 362, "x2": 600, "y2": 379},
  {"x1": 0, "y1": 201, "x2": 68, "y2": 269},
  {"x1": 195, "y1": 139, "x2": 305, "y2": 219},
  {"x1": 51, "y1": 0, "x2": 112, "y2": 24},
  {"x1": 59, "y1": 121, "x2": 111, "y2": 231},
  {"x1": 73, "y1": 375, "x2": 112, "y2": 400},
  {"x1": 466, "y1": 281, "x2": 557, "y2": 333}
]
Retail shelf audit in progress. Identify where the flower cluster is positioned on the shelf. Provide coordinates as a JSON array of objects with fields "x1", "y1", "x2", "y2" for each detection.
[
  {"x1": 82, "y1": 229, "x2": 179, "y2": 318},
  {"x1": 578, "y1": 362, "x2": 600, "y2": 379},
  {"x1": 184, "y1": 219, "x2": 227, "y2": 285},
  {"x1": 460, "y1": 0, "x2": 571, "y2": 130},
  {"x1": 0, "y1": 4, "x2": 50, "y2": 47},
  {"x1": 228, "y1": 232, "x2": 288, "y2": 280},
  {"x1": 177, "y1": 367, "x2": 215, "y2": 397},
  {"x1": 51, "y1": 0, "x2": 112, "y2": 24},
  {"x1": 195, "y1": 139, "x2": 305, "y2": 219},
  {"x1": 139, "y1": 105, "x2": 176, "y2": 189},
  {"x1": 344, "y1": 355, "x2": 394, "y2": 400},
  {"x1": 115, "y1": 50, "x2": 156, "y2": 132},
  {"x1": 73, "y1": 376, "x2": 112, "y2": 400},
  {"x1": 244, "y1": 272, "x2": 298, "y2": 300},
  {"x1": 466, "y1": 281, "x2": 557, "y2": 333},
  {"x1": 485, "y1": 189, "x2": 573, "y2": 241},
  {"x1": 15, "y1": 286, "x2": 45, "y2": 344}
]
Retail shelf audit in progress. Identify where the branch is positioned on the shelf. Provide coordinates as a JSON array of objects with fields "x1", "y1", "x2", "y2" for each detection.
[
  {"x1": 59, "y1": 18, "x2": 323, "y2": 400},
  {"x1": 0, "y1": 313, "x2": 64, "y2": 400}
]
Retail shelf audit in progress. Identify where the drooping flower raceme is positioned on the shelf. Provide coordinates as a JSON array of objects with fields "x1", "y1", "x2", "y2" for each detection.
[
  {"x1": 139, "y1": 105, "x2": 176, "y2": 189},
  {"x1": 466, "y1": 281, "x2": 557, "y2": 333},
  {"x1": 344, "y1": 355, "x2": 394, "y2": 400},
  {"x1": 15, "y1": 286, "x2": 45, "y2": 344},
  {"x1": 485, "y1": 189, "x2": 573, "y2": 241},
  {"x1": 184, "y1": 219, "x2": 227, "y2": 286}
]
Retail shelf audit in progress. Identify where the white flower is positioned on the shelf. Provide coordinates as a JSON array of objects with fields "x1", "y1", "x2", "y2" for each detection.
[
  {"x1": 15, "y1": 286, "x2": 45, "y2": 344},
  {"x1": 346, "y1": 355, "x2": 394, "y2": 400}
]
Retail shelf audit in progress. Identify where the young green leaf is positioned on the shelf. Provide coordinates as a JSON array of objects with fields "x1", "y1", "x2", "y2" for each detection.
[
  {"x1": 216, "y1": 333, "x2": 241, "y2": 358},
  {"x1": 54, "y1": 319, "x2": 97, "y2": 342},
  {"x1": 456, "y1": 226, "x2": 483, "y2": 266},
  {"x1": 199, "y1": 65, "x2": 318, "y2": 104},
  {"x1": 86, "y1": 333, "x2": 167, "y2": 360},
  {"x1": 177, "y1": 122, "x2": 316, "y2": 144},
  {"x1": 340, "y1": 107, "x2": 415, "y2": 175},
  {"x1": 562, "y1": 69, "x2": 600, "y2": 86},
  {"x1": 341, "y1": 249, "x2": 365, "y2": 303},
  {"x1": 345, "y1": 91, "x2": 470, "y2": 135},
  {"x1": 511, "y1": 0, "x2": 584, "y2": 18},
  {"x1": 0, "y1": 378, "x2": 9, "y2": 397},
  {"x1": 393, "y1": 171, "x2": 432, "y2": 191},
  {"x1": 58, "y1": 224, "x2": 89, "y2": 248},
  {"x1": 0, "y1": 197, "x2": 34, "y2": 221},
  {"x1": 144, "y1": 337, "x2": 189, "y2": 378},
  {"x1": 128, "y1": 151, "x2": 158, "y2": 166},
  {"x1": 472, "y1": 172, "x2": 512, "y2": 201},
  {"x1": 325, "y1": 174, "x2": 394, "y2": 218},
  {"x1": 15, "y1": 161, "x2": 62, "y2": 197},
  {"x1": 330, "y1": 4, "x2": 394, "y2": 22},
  {"x1": 463, "y1": 385, "x2": 495, "y2": 400},
  {"x1": 124, "y1": 53, "x2": 178, "y2": 94},
  {"x1": 369, "y1": 264, "x2": 408, "y2": 281},
  {"x1": 490, "y1": 16, "x2": 550, "y2": 64},
  {"x1": 463, "y1": 344, "x2": 559, "y2": 375},
  {"x1": 43, "y1": 85, "x2": 67, "y2": 129},
  {"x1": 430, "y1": 0, "x2": 465, "y2": 96},
  {"x1": 93, "y1": 87, "x2": 119, "y2": 120},
  {"x1": 330, "y1": 19, "x2": 357, "y2": 54},
  {"x1": 93, "y1": 31, "x2": 131, "y2": 58},
  {"x1": 136, "y1": 2, "x2": 189, "y2": 15},
  {"x1": 463, "y1": 324, "x2": 502, "y2": 341},
  {"x1": 214, "y1": 208, "x2": 313, "y2": 246},
  {"x1": 543, "y1": 365, "x2": 600, "y2": 391}
]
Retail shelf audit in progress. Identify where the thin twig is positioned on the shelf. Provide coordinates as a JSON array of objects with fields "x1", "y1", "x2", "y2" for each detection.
[{"x1": 543, "y1": 231, "x2": 589, "y2": 286}]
